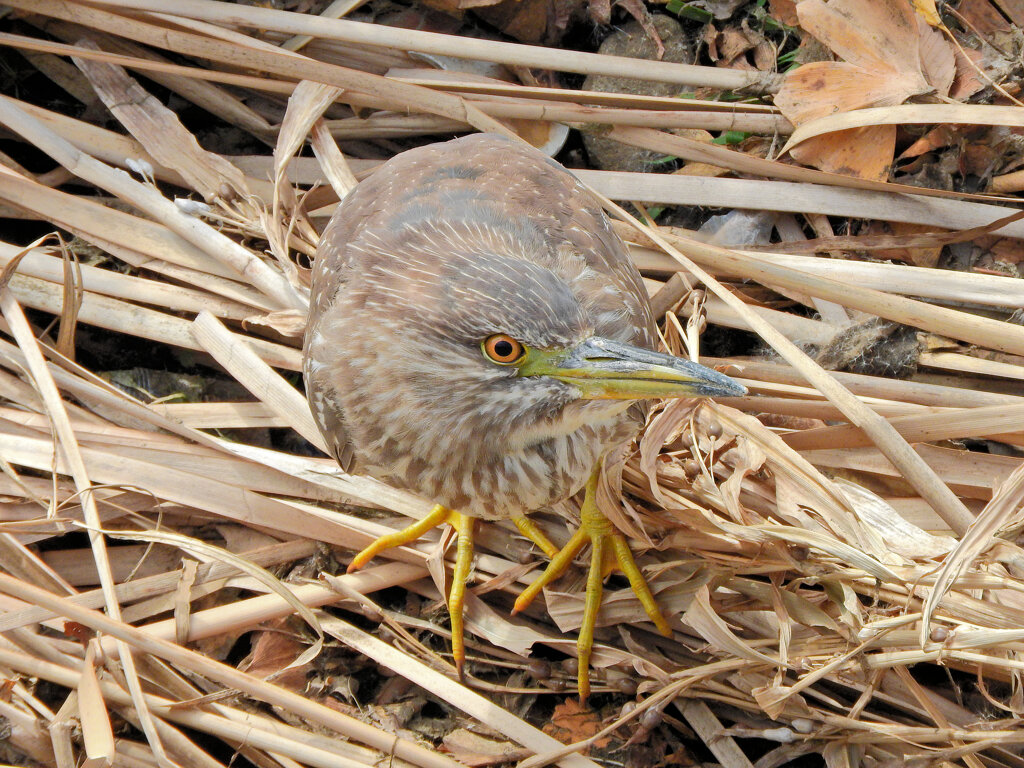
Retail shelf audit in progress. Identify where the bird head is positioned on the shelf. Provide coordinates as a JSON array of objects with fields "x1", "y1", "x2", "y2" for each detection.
[{"x1": 354, "y1": 229, "x2": 746, "y2": 457}]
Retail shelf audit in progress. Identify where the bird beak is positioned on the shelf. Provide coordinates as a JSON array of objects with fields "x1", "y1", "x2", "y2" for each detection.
[{"x1": 518, "y1": 337, "x2": 747, "y2": 400}]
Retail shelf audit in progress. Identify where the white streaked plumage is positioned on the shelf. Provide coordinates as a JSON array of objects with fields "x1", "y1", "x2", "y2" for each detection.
[{"x1": 303, "y1": 134, "x2": 654, "y2": 519}]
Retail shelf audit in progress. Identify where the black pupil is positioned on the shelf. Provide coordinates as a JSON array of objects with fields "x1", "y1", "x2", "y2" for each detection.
[{"x1": 494, "y1": 339, "x2": 515, "y2": 358}]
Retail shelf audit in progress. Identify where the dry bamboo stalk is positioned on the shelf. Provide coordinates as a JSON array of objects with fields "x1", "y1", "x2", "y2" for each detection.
[
  {"x1": 0, "y1": 187, "x2": 276, "y2": 312},
  {"x1": 87, "y1": 0, "x2": 780, "y2": 91},
  {"x1": 0, "y1": 83, "x2": 276, "y2": 198},
  {"x1": 783, "y1": 402, "x2": 1024, "y2": 451},
  {"x1": 0, "y1": 165, "x2": 246, "y2": 281},
  {"x1": 4, "y1": 272, "x2": 301, "y2": 370},
  {"x1": 581, "y1": 171, "x2": 1024, "y2": 238},
  {"x1": 324, "y1": 113, "x2": 465, "y2": 139},
  {"x1": 721, "y1": 395, "x2": 935, "y2": 420},
  {"x1": 0, "y1": 573, "x2": 463, "y2": 768},
  {"x1": 464, "y1": 99, "x2": 790, "y2": 134},
  {"x1": 191, "y1": 312, "x2": 326, "y2": 450},
  {"x1": 1, "y1": 27, "x2": 295, "y2": 99},
  {"x1": 391, "y1": 74, "x2": 782, "y2": 112},
  {"x1": 702, "y1": 356, "x2": 1024, "y2": 408},
  {"x1": 802, "y1": 444, "x2": 1020, "y2": 495},
  {"x1": 147, "y1": 402, "x2": 285, "y2": 429},
  {"x1": 18, "y1": 0, "x2": 513, "y2": 137},
  {"x1": 0, "y1": 244, "x2": 254, "y2": 320},
  {"x1": 0, "y1": 550, "x2": 383, "y2": 634},
  {"x1": 279, "y1": 0, "x2": 368, "y2": 52},
  {"x1": 0, "y1": 335, "x2": 419, "y2": 526},
  {"x1": 0, "y1": 433, "x2": 342, "y2": 541},
  {"x1": 919, "y1": 351, "x2": 1024, "y2": 380},
  {"x1": 679, "y1": 294, "x2": 837, "y2": 345}
]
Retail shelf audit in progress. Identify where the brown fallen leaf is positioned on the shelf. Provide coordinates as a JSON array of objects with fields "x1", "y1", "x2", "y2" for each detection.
[
  {"x1": 775, "y1": 0, "x2": 955, "y2": 180},
  {"x1": 239, "y1": 623, "x2": 310, "y2": 691},
  {"x1": 542, "y1": 698, "x2": 613, "y2": 750},
  {"x1": 441, "y1": 729, "x2": 532, "y2": 767},
  {"x1": 867, "y1": 220, "x2": 944, "y2": 267},
  {"x1": 789, "y1": 124, "x2": 896, "y2": 182},
  {"x1": 769, "y1": 0, "x2": 799, "y2": 26},
  {"x1": 951, "y1": 45, "x2": 986, "y2": 100},
  {"x1": 956, "y1": 0, "x2": 1013, "y2": 35},
  {"x1": 899, "y1": 124, "x2": 961, "y2": 159}
]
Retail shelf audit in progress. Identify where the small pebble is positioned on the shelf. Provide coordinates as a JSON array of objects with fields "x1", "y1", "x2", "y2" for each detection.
[
  {"x1": 527, "y1": 660, "x2": 551, "y2": 680},
  {"x1": 639, "y1": 708, "x2": 662, "y2": 729},
  {"x1": 610, "y1": 675, "x2": 638, "y2": 696}
]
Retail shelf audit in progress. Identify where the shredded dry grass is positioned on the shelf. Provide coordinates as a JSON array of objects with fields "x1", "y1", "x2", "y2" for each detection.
[{"x1": 0, "y1": 2, "x2": 1022, "y2": 767}]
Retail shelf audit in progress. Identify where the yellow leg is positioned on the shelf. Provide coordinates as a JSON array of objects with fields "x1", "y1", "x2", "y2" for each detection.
[
  {"x1": 347, "y1": 503, "x2": 451, "y2": 572},
  {"x1": 512, "y1": 515, "x2": 559, "y2": 558},
  {"x1": 448, "y1": 512, "x2": 475, "y2": 676},
  {"x1": 514, "y1": 467, "x2": 672, "y2": 700},
  {"x1": 347, "y1": 504, "x2": 476, "y2": 676},
  {"x1": 512, "y1": 525, "x2": 588, "y2": 614}
]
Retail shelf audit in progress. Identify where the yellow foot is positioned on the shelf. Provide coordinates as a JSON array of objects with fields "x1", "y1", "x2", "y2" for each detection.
[
  {"x1": 512, "y1": 514, "x2": 559, "y2": 558},
  {"x1": 348, "y1": 504, "x2": 475, "y2": 675},
  {"x1": 512, "y1": 469, "x2": 671, "y2": 701}
]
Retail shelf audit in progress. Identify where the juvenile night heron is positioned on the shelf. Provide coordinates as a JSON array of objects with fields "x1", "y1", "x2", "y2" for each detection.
[{"x1": 304, "y1": 134, "x2": 745, "y2": 696}]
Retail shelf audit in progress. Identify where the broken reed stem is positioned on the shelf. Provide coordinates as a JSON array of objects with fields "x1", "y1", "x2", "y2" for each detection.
[{"x1": 0, "y1": 97, "x2": 306, "y2": 311}]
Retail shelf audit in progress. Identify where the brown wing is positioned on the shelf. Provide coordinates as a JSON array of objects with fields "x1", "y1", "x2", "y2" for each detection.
[{"x1": 410, "y1": 135, "x2": 657, "y2": 349}]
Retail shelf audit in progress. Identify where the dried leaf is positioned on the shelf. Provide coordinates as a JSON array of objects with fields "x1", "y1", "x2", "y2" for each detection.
[
  {"x1": 542, "y1": 699, "x2": 611, "y2": 750},
  {"x1": 683, "y1": 585, "x2": 781, "y2": 666}
]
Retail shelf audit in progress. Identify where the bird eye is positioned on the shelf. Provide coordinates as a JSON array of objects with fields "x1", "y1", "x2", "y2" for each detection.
[{"x1": 482, "y1": 334, "x2": 525, "y2": 365}]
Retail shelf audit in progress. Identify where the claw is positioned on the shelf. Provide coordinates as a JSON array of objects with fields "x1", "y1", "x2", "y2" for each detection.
[
  {"x1": 514, "y1": 467, "x2": 671, "y2": 701},
  {"x1": 348, "y1": 504, "x2": 475, "y2": 675}
]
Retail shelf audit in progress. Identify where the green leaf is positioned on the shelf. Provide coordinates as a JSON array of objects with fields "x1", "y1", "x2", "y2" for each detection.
[
  {"x1": 712, "y1": 130, "x2": 751, "y2": 145},
  {"x1": 667, "y1": 1, "x2": 713, "y2": 22}
]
